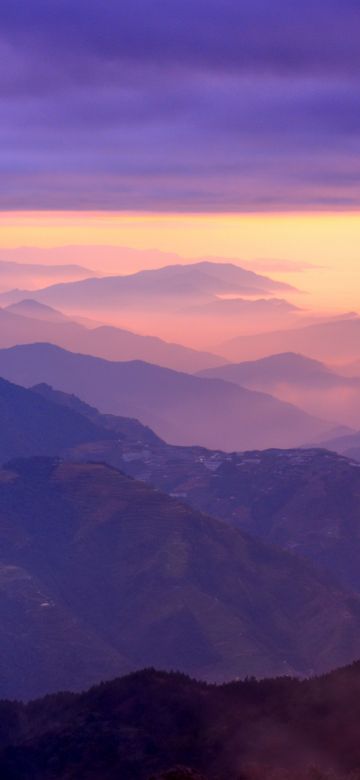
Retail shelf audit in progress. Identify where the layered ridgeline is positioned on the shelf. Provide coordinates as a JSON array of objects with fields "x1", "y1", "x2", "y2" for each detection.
[
  {"x1": 0, "y1": 258, "x2": 94, "y2": 291},
  {"x1": 2, "y1": 261, "x2": 360, "y2": 360},
  {"x1": 0, "y1": 303, "x2": 225, "y2": 373},
  {"x1": 0, "y1": 260, "x2": 295, "y2": 308},
  {"x1": 5, "y1": 375, "x2": 360, "y2": 600},
  {"x1": 3, "y1": 375, "x2": 360, "y2": 699},
  {"x1": 1, "y1": 664, "x2": 360, "y2": 779},
  {"x1": 33, "y1": 384, "x2": 360, "y2": 595},
  {"x1": 199, "y1": 352, "x2": 351, "y2": 387},
  {"x1": 0, "y1": 343, "x2": 340, "y2": 450},
  {"x1": 199, "y1": 352, "x2": 360, "y2": 428},
  {"x1": 0, "y1": 260, "x2": 301, "y2": 346},
  {"x1": 2, "y1": 457, "x2": 360, "y2": 698},
  {"x1": 217, "y1": 315, "x2": 360, "y2": 364}
]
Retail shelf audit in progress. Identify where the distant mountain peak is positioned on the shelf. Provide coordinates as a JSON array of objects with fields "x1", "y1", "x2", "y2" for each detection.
[{"x1": 5, "y1": 298, "x2": 69, "y2": 322}]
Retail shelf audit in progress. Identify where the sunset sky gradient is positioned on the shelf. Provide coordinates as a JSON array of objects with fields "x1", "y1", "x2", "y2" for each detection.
[
  {"x1": 0, "y1": 0, "x2": 359, "y2": 313},
  {"x1": 0, "y1": 211, "x2": 359, "y2": 312}
]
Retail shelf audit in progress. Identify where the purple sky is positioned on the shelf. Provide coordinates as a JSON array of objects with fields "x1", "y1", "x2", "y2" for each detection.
[{"x1": 1, "y1": 0, "x2": 360, "y2": 211}]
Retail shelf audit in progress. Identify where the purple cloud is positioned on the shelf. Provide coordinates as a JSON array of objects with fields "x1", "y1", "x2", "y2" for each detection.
[
  {"x1": 1, "y1": 0, "x2": 360, "y2": 80},
  {"x1": 0, "y1": 0, "x2": 360, "y2": 210}
]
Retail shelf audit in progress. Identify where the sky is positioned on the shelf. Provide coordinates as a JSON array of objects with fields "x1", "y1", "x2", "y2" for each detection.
[
  {"x1": 0, "y1": 211, "x2": 359, "y2": 312},
  {"x1": 0, "y1": 0, "x2": 359, "y2": 311}
]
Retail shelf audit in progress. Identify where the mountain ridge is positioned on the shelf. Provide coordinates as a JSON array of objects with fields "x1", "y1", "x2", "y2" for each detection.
[
  {"x1": 0, "y1": 306, "x2": 226, "y2": 372},
  {"x1": 0, "y1": 456, "x2": 360, "y2": 698},
  {"x1": 199, "y1": 351, "x2": 360, "y2": 428},
  {"x1": 0, "y1": 342, "x2": 339, "y2": 450},
  {"x1": 217, "y1": 316, "x2": 360, "y2": 363}
]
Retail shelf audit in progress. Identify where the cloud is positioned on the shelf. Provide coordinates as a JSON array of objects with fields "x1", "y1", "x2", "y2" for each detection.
[
  {"x1": 1, "y1": 0, "x2": 360, "y2": 82},
  {"x1": 1, "y1": 0, "x2": 360, "y2": 210}
]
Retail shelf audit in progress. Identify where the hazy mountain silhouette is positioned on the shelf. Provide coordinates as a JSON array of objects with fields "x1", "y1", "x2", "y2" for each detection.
[
  {"x1": 2, "y1": 664, "x2": 360, "y2": 778},
  {"x1": 0, "y1": 306, "x2": 225, "y2": 372},
  {"x1": 199, "y1": 352, "x2": 360, "y2": 427},
  {"x1": 0, "y1": 259, "x2": 94, "y2": 292},
  {"x1": 0, "y1": 343, "x2": 338, "y2": 450},
  {"x1": 200, "y1": 352, "x2": 338, "y2": 385},
  {"x1": 0, "y1": 261, "x2": 295, "y2": 309},
  {"x1": 319, "y1": 429, "x2": 360, "y2": 463},
  {"x1": 186, "y1": 296, "x2": 298, "y2": 315},
  {"x1": 5, "y1": 298, "x2": 71, "y2": 322},
  {"x1": 5, "y1": 298, "x2": 104, "y2": 329},
  {"x1": 181, "y1": 298, "x2": 302, "y2": 342},
  {"x1": 0, "y1": 457, "x2": 360, "y2": 699},
  {"x1": 0, "y1": 375, "x2": 112, "y2": 463},
  {"x1": 217, "y1": 316, "x2": 360, "y2": 364},
  {"x1": 0, "y1": 261, "x2": 303, "y2": 346}
]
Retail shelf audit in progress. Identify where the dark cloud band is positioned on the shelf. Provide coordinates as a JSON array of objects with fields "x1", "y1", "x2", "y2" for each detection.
[{"x1": 0, "y1": 0, "x2": 359, "y2": 210}]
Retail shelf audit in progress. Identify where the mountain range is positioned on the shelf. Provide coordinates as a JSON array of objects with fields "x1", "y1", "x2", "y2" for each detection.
[
  {"x1": 0, "y1": 259, "x2": 94, "y2": 291},
  {"x1": 0, "y1": 303, "x2": 225, "y2": 373},
  {"x1": 181, "y1": 297, "x2": 302, "y2": 342},
  {"x1": 217, "y1": 316, "x2": 360, "y2": 364},
  {"x1": 1, "y1": 375, "x2": 360, "y2": 699},
  {"x1": 1, "y1": 455, "x2": 360, "y2": 699},
  {"x1": 199, "y1": 352, "x2": 360, "y2": 428},
  {"x1": 6, "y1": 298, "x2": 72, "y2": 322},
  {"x1": 32, "y1": 382, "x2": 360, "y2": 596},
  {"x1": 146, "y1": 446, "x2": 360, "y2": 595},
  {"x1": 0, "y1": 261, "x2": 301, "y2": 346},
  {"x1": 200, "y1": 352, "x2": 346, "y2": 386},
  {"x1": 6, "y1": 373, "x2": 360, "y2": 598},
  {"x1": 0, "y1": 343, "x2": 339, "y2": 450},
  {"x1": 0, "y1": 261, "x2": 295, "y2": 307}
]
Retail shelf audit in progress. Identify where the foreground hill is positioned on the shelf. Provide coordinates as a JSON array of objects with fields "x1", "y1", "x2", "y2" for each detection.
[
  {"x1": 140, "y1": 447, "x2": 360, "y2": 595},
  {"x1": 33, "y1": 385, "x2": 360, "y2": 592},
  {"x1": 31, "y1": 384, "x2": 360, "y2": 595},
  {"x1": 2, "y1": 664, "x2": 360, "y2": 778},
  {"x1": 0, "y1": 457, "x2": 360, "y2": 697},
  {"x1": 0, "y1": 343, "x2": 337, "y2": 450}
]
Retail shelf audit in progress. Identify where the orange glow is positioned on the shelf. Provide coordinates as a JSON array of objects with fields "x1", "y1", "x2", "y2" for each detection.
[{"x1": 0, "y1": 210, "x2": 360, "y2": 312}]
